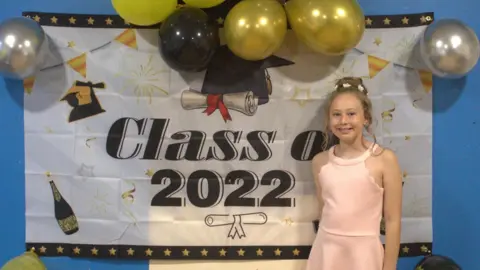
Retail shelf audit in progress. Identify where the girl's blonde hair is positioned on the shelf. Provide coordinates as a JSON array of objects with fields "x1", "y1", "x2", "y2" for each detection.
[{"x1": 321, "y1": 77, "x2": 376, "y2": 151}]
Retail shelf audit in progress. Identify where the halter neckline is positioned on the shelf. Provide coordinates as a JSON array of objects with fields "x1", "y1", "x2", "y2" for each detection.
[{"x1": 329, "y1": 144, "x2": 376, "y2": 166}]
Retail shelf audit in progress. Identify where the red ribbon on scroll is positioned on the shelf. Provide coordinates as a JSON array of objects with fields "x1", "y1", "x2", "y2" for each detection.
[{"x1": 203, "y1": 94, "x2": 232, "y2": 122}]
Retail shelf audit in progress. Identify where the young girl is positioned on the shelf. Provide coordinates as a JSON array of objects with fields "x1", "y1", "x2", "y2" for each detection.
[{"x1": 306, "y1": 77, "x2": 402, "y2": 270}]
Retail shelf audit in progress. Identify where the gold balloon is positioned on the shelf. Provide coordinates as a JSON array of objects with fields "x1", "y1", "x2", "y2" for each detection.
[
  {"x1": 224, "y1": 0, "x2": 287, "y2": 61},
  {"x1": 285, "y1": 0, "x2": 365, "y2": 55},
  {"x1": 0, "y1": 251, "x2": 46, "y2": 270},
  {"x1": 112, "y1": 0, "x2": 177, "y2": 26},
  {"x1": 183, "y1": 0, "x2": 224, "y2": 8}
]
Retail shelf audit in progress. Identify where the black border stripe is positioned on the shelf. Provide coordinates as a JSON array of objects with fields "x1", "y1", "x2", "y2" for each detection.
[
  {"x1": 22, "y1": 6, "x2": 434, "y2": 29},
  {"x1": 26, "y1": 242, "x2": 432, "y2": 260}
]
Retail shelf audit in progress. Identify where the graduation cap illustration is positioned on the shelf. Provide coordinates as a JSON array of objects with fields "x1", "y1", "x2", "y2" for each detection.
[
  {"x1": 60, "y1": 80, "x2": 106, "y2": 123},
  {"x1": 180, "y1": 45, "x2": 295, "y2": 122}
]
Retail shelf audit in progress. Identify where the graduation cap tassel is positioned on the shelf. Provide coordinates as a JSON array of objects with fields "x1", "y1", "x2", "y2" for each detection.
[{"x1": 203, "y1": 94, "x2": 232, "y2": 122}]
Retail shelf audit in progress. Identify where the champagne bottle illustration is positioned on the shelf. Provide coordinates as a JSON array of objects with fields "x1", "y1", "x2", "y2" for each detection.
[{"x1": 47, "y1": 172, "x2": 79, "y2": 235}]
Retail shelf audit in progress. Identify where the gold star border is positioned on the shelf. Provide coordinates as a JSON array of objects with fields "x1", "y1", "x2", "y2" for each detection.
[
  {"x1": 26, "y1": 245, "x2": 308, "y2": 258},
  {"x1": 22, "y1": 12, "x2": 433, "y2": 29},
  {"x1": 26, "y1": 243, "x2": 432, "y2": 258},
  {"x1": 22, "y1": 14, "x2": 130, "y2": 28},
  {"x1": 364, "y1": 13, "x2": 434, "y2": 28}
]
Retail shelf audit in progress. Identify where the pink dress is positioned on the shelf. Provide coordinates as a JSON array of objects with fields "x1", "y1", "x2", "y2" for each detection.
[{"x1": 306, "y1": 145, "x2": 384, "y2": 270}]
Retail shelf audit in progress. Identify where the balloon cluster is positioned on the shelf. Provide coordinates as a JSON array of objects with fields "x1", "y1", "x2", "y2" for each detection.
[
  {"x1": 110, "y1": 0, "x2": 366, "y2": 69},
  {"x1": 111, "y1": 0, "x2": 480, "y2": 79},
  {"x1": 0, "y1": 0, "x2": 478, "y2": 81}
]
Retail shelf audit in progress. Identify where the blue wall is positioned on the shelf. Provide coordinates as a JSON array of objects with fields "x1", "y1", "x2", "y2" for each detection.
[{"x1": 0, "y1": 0, "x2": 477, "y2": 269}]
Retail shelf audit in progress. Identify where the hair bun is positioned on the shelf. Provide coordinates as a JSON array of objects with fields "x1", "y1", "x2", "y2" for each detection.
[
  {"x1": 335, "y1": 77, "x2": 363, "y2": 87},
  {"x1": 334, "y1": 76, "x2": 368, "y2": 94}
]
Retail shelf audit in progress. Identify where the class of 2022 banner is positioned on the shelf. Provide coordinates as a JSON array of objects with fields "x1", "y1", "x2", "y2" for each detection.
[{"x1": 23, "y1": 7, "x2": 434, "y2": 260}]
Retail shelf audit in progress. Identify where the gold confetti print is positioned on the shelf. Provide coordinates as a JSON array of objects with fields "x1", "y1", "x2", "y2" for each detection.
[
  {"x1": 283, "y1": 217, "x2": 293, "y2": 226},
  {"x1": 145, "y1": 169, "x2": 154, "y2": 177},
  {"x1": 412, "y1": 98, "x2": 422, "y2": 108},
  {"x1": 121, "y1": 182, "x2": 136, "y2": 204},
  {"x1": 381, "y1": 100, "x2": 395, "y2": 135},
  {"x1": 381, "y1": 101, "x2": 396, "y2": 122},
  {"x1": 85, "y1": 137, "x2": 96, "y2": 148},
  {"x1": 120, "y1": 181, "x2": 145, "y2": 237}
]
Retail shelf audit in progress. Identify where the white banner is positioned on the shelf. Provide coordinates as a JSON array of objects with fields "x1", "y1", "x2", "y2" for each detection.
[{"x1": 24, "y1": 11, "x2": 433, "y2": 260}]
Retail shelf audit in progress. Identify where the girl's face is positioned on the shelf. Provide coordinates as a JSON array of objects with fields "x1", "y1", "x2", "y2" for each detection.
[{"x1": 328, "y1": 93, "x2": 366, "y2": 143}]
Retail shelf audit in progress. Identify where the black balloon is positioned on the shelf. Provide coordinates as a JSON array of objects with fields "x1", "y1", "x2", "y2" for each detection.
[
  {"x1": 415, "y1": 255, "x2": 461, "y2": 270},
  {"x1": 159, "y1": 7, "x2": 220, "y2": 72}
]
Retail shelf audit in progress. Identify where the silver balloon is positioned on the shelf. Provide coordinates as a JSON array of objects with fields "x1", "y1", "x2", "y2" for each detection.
[
  {"x1": 0, "y1": 17, "x2": 49, "y2": 80},
  {"x1": 420, "y1": 18, "x2": 480, "y2": 78}
]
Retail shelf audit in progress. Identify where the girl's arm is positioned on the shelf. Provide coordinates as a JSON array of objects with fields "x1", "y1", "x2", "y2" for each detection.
[
  {"x1": 382, "y1": 149, "x2": 403, "y2": 270},
  {"x1": 311, "y1": 153, "x2": 326, "y2": 219}
]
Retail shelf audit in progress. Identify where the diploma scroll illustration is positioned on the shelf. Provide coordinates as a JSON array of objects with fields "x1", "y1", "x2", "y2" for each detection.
[
  {"x1": 181, "y1": 90, "x2": 259, "y2": 116},
  {"x1": 205, "y1": 212, "x2": 268, "y2": 239}
]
